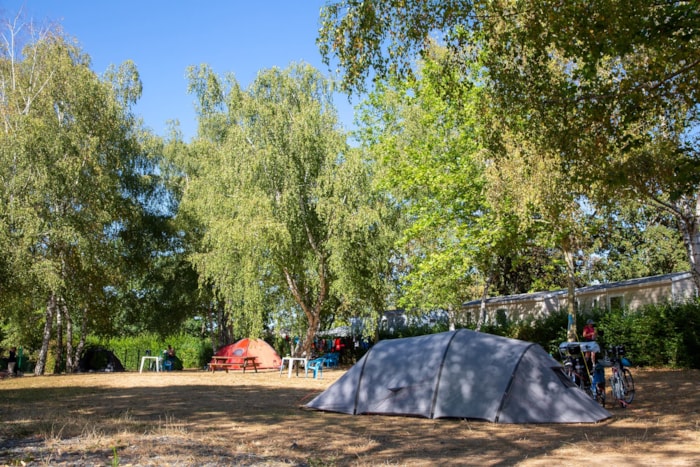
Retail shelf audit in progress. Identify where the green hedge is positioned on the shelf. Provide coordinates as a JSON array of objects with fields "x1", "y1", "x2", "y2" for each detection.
[
  {"x1": 101, "y1": 334, "x2": 214, "y2": 371},
  {"x1": 94, "y1": 299, "x2": 700, "y2": 371},
  {"x1": 596, "y1": 300, "x2": 700, "y2": 368},
  {"x1": 485, "y1": 300, "x2": 700, "y2": 368},
  {"x1": 381, "y1": 300, "x2": 700, "y2": 369}
]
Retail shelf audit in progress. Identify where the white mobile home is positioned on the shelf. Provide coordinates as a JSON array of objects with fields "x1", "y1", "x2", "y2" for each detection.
[{"x1": 462, "y1": 272, "x2": 698, "y2": 324}]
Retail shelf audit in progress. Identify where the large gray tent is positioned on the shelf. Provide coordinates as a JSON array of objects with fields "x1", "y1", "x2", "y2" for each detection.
[{"x1": 306, "y1": 329, "x2": 611, "y2": 423}]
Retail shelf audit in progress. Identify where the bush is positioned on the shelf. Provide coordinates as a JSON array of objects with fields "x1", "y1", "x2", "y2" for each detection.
[
  {"x1": 597, "y1": 300, "x2": 700, "y2": 368},
  {"x1": 509, "y1": 309, "x2": 570, "y2": 356},
  {"x1": 371, "y1": 300, "x2": 700, "y2": 369},
  {"x1": 104, "y1": 334, "x2": 212, "y2": 370}
]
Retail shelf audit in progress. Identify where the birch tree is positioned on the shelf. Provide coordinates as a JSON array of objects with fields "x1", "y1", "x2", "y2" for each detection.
[
  {"x1": 0, "y1": 19, "x2": 150, "y2": 373},
  {"x1": 179, "y1": 63, "x2": 394, "y2": 356}
]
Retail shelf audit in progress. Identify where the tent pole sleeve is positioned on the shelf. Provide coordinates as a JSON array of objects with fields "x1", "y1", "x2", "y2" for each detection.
[
  {"x1": 429, "y1": 329, "x2": 461, "y2": 419},
  {"x1": 352, "y1": 345, "x2": 375, "y2": 415},
  {"x1": 494, "y1": 343, "x2": 536, "y2": 423}
]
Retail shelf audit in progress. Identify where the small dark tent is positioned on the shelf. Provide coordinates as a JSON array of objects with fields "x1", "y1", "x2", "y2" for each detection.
[
  {"x1": 78, "y1": 346, "x2": 125, "y2": 372},
  {"x1": 306, "y1": 329, "x2": 611, "y2": 423}
]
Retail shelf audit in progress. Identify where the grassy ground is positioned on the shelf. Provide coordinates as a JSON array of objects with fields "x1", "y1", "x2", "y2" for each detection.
[{"x1": 0, "y1": 367, "x2": 699, "y2": 466}]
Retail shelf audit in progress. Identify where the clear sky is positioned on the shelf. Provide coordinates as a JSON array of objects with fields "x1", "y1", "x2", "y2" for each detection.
[{"x1": 1, "y1": 1, "x2": 355, "y2": 141}]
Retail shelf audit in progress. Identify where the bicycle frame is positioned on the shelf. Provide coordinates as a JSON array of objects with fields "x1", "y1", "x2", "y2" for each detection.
[
  {"x1": 559, "y1": 341, "x2": 605, "y2": 406},
  {"x1": 607, "y1": 345, "x2": 635, "y2": 408}
]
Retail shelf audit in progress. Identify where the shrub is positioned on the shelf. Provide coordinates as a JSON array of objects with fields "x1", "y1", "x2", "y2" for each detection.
[
  {"x1": 371, "y1": 299, "x2": 700, "y2": 369},
  {"x1": 509, "y1": 309, "x2": 570, "y2": 356},
  {"x1": 597, "y1": 299, "x2": 700, "y2": 368},
  {"x1": 104, "y1": 334, "x2": 212, "y2": 370}
]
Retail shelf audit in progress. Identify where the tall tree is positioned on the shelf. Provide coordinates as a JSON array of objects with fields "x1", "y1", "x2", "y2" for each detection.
[
  {"x1": 179, "y1": 63, "x2": 394, "y2": 356},
  {"x1": 353, "y1": 38, "x2": 603, "y2": 335},
  {"x1": 477, "y1": 1, "x2": 700, "y2": 293},
  {"x1": 593, "y1": 202, "x2": 689, "y2": 283},
  {"x1": 356, "y1": 44, "x2": 511, "y2": 329},
  {"x1": 318, "y1": 0, "x2": 700, "y2": 292},
  {"x1": 0, "y1": 19, "x2": 152, "y2": 373}
]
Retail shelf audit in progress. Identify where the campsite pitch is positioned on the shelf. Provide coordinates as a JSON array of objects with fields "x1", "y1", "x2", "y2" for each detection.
[{"x1": 0, "y1": 367, "x2": 698, "y2": 466}]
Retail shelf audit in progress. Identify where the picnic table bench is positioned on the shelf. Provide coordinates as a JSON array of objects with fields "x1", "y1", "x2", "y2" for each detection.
[{"x1": 208, "y1": 355, "x2": 258, "y2": 373}]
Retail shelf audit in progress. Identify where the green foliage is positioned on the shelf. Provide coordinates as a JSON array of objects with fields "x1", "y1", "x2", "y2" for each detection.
[
  {"x1": 505, "y1": 310, "x2": 570, "y2": 356},
  {"x1": 177, "y1": 62, "x2": 395, "y2": 356},
  {"x1": 322, "y1": 0, "x2": 700, "y2": 195},
  {"x1": 594, "y1": 203, "x2": 689, "y2": 283},
  {"x1": 268, "y1": 333, "x2": 293, "y2": 358},
  {"x1": 358, "y1": 44, "x2": 524, "y2": 324},
  {"x1": 103, "y1": 333, "x2": 212, "y2": 370},
  {"x1": 320, "y1": 0, "x2": 700, "y2": 304},
  {"x1": 378, "y1": 321, "x2": 450, "y2": 341},
  {"x1": 376, "y1": 301, "x2": 700, "y2": 370},
  {"x1": 318, "y1": 0, "x2": 474, "y2": 95},
  {"x1": 0, "y1": 21, "x2": 187, "y2": 375},
  {"x1": 597, "y1": 301, "x2": 700, "y2": 369}
]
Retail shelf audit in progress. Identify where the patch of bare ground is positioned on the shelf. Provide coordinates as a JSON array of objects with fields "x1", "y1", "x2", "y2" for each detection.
[{"x1": 0, "y1": 367, "x2": 698, "y2": 466}]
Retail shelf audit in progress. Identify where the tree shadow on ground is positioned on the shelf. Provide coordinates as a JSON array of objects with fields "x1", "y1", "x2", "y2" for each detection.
[{"x1": 0, "y1": 368, "x2": 698, "y2": 465}]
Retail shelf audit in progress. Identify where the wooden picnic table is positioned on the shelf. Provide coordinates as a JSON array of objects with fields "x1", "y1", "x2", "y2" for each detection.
[
  {"x1": 209, "y1": 355, "x2": 258, "y2": 373},
  {"x1": 240, "y1": 356, "x2": 258, "y2": 373}
]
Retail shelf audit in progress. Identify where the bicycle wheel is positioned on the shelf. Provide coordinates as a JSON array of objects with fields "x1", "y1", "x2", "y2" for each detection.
[
  {"x1": 621, "y1": 368, "x2": 635, "y2": 404},
  {"x1": 582, "y1": 382, "x2": 594, "y2": 399},
  {"x1": 564, "y1": 362, "x2": 577, "y2": 384},
  {"x1": 610, "y1": 372, "x2": 623, "y2": 402},
  {"x1": 595, "y1": 382, "x2": 606, "y2": 407}
]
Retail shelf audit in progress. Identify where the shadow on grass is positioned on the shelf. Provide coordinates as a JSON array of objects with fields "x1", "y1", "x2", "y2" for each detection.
[{"x1": 0, "y1": 369, "x2": 698, "y2": 465}]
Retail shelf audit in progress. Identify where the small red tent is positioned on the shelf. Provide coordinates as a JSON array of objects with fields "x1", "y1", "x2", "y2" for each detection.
[{"x1": 212, "y1": 338, "x2": 282, "y2": 370}]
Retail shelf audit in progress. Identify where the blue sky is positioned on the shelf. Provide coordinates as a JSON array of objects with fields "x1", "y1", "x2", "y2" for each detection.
[{"x1": 1, "y1": 1, "x2": 355, "y2": 141}]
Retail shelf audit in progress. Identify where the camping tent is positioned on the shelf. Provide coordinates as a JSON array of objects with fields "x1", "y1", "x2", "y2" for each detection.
[
  {"x1": 78, "y1": 346, "x2": 125, "y2": 372},
  {"x1": 213, "y1": 338, "x2": 282, "y2": 370},
  {"x1": 306, "y1": 329, "x2": 611, "y2": 423}
]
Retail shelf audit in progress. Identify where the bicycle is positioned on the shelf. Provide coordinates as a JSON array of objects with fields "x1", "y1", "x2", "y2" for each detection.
[
  {"x1": 559, "y1": 341, "x2": 606, "y2": 407},
  {"x1": 607, "y1": 344, "x2": 635, "y2": 408}
]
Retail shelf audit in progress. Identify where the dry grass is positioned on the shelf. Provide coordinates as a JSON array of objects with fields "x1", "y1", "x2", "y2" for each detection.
[{"x1": 0, "y1": 367, "x2": 699, "y2": 466}]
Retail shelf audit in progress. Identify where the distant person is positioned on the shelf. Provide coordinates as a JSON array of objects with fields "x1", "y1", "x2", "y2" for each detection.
[
  {"x1": 7, "y1": 347, "x2": 17, "y2": 376},
  {"x1": 164, "y1": 345, "x2": 176, "y2": 371},
  {"x1": 582, "y1": 320, "x2": 597, "y2": 365},
  {"x1": 582, "y1": 319, "x2": 597, "y2": 341}
]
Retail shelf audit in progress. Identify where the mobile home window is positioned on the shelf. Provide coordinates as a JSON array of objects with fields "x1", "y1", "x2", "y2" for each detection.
[
  {"x1": 463, "y1": 311, "x2": 473, "y2": 326},
  {"x1": 609, "y1": 295, "x2": 624, "y2": 310},
  {"x1": 496, "y1": 309, "x2": 508, "y2": 327}
]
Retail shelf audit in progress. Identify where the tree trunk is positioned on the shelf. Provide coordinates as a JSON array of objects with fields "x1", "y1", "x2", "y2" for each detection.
[
  {"x1": 207, "y1": 302, "x2": 216, "y2": 353},
  {"x1": 476, "y1": 273, "x2": 492, "y2": 332},
  {"x1": 70, "y1": 285, "x2": 92, "y2": 373},
  {"x1": 677, "y1": 195, "x2": 700, "y2": 293},
  {"x1": 74, "y1": 310, "x2": 88, "y2": 372},
  {"x1": 303, "y1": 313, "x2": 321, "y2": 357},
  {"x1": 35, "y1": 293, "x2": 57, "y2": 376},
  {"x1": 65, "y1": 302, "x2": 74, "y2": 373},
  {"x1": 53, "y1": 299, "x2": 64, "y2": 374},
  {"x1": 563, "y1": 245, "x2": 578, "y2": 342},
  {"x1": 221, "y1": 302, "x2": 233, "y2": 348},
  {"x1": 447, "y1": 304, "x2": 456, "y2": 331},
  {"x1": 283, "y1": 260, "x2": 327, "y2": 358},
  {"x1": 296, "y1": 301, "x2": 321, "y2": 357}
]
